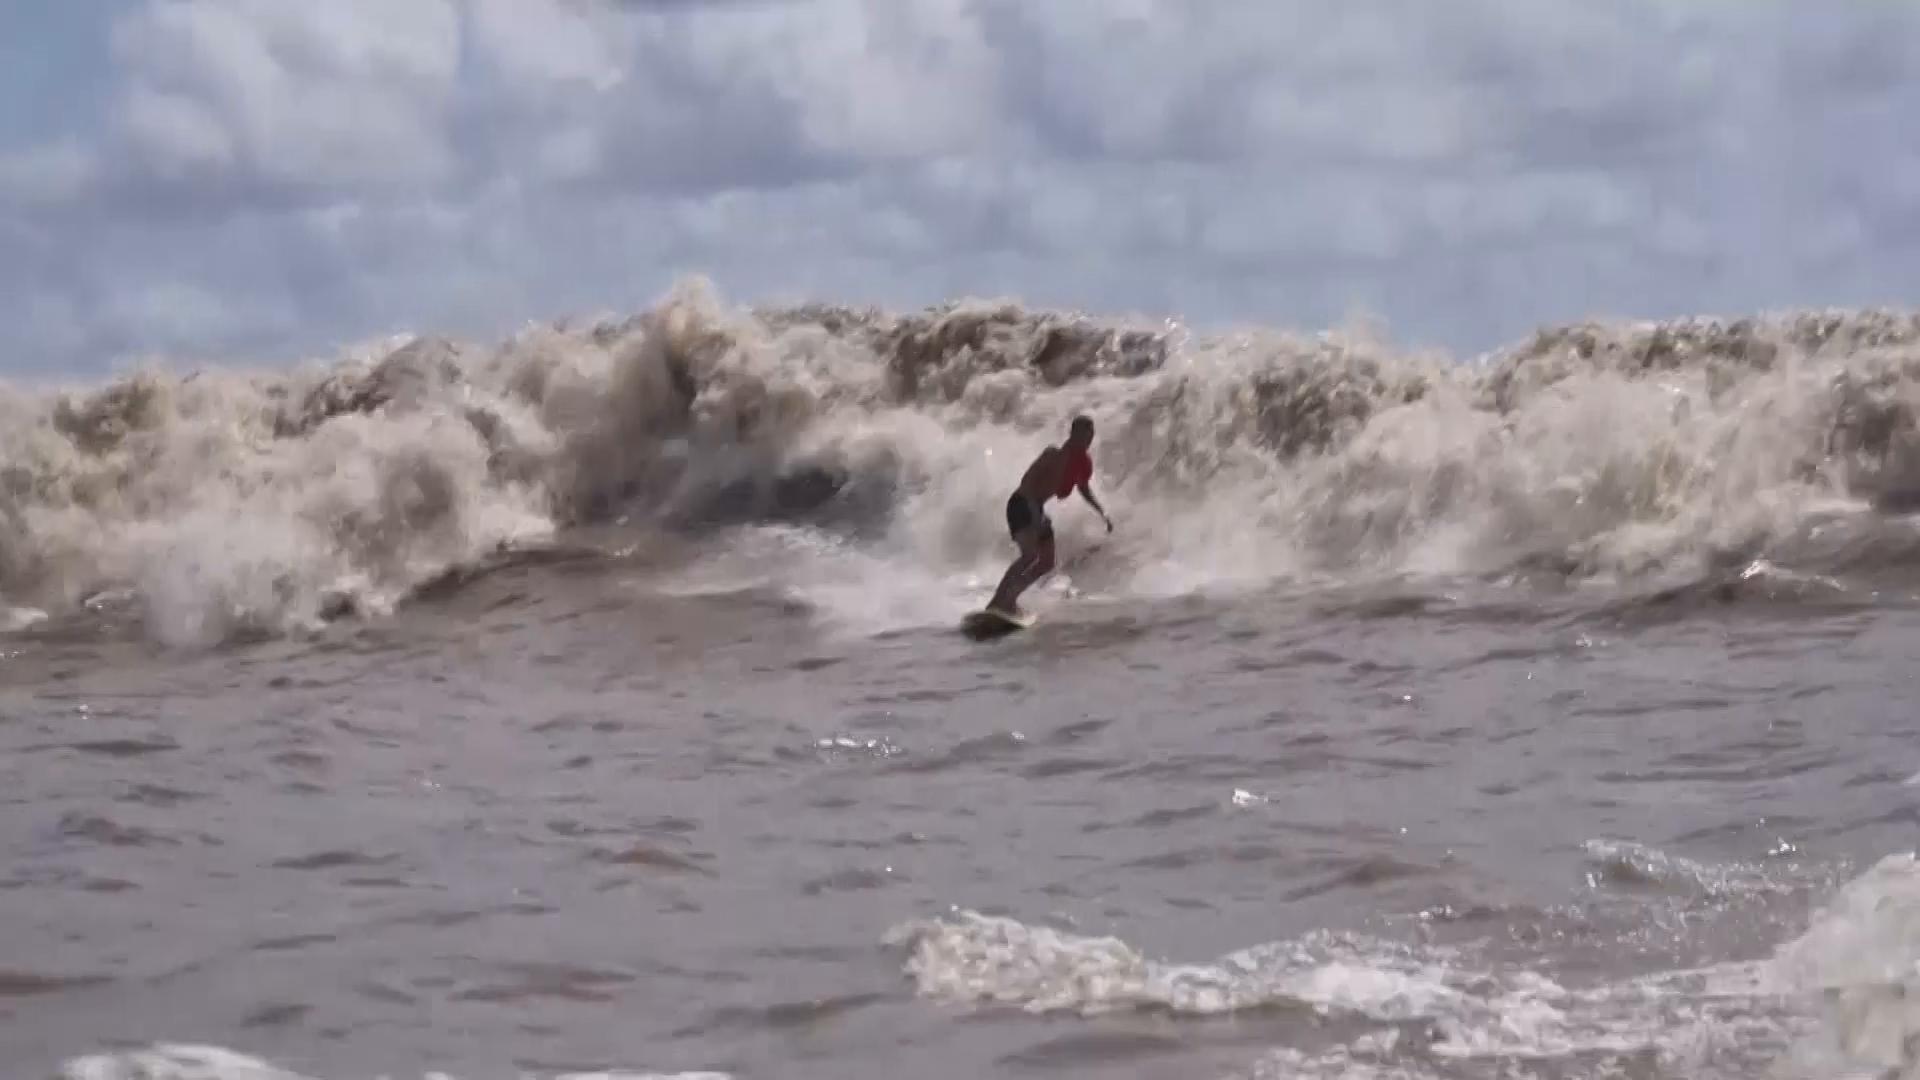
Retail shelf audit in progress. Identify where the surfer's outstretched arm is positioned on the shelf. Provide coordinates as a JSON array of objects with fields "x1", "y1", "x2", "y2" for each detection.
[{"x1": 1077, "y1": 482, "x2": 1113, "y2": 532}]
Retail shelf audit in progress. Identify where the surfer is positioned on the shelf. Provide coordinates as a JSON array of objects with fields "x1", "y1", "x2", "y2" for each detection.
[{"x1": 986, "y1": 415, "x2": 1113, "y2": 616}]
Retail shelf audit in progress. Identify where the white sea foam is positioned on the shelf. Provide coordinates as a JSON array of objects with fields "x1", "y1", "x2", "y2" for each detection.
[{"x1": 1767, "y1": 852, "x2": 1920, "y2": 1079}]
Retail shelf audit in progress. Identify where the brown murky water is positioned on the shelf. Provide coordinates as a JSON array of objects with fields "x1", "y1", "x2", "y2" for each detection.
[{"x1": 6, "y1": 556, "x2": 1920, "y2": 1080}]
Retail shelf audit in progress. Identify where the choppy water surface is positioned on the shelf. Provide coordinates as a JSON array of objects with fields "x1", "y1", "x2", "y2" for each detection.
[
  {"x1": 7, "y1": 288, "x2": 1920, "y2": 1077},
  {"x1": 8, "y1": 564, "x2": 1920, "y2": 1080}
]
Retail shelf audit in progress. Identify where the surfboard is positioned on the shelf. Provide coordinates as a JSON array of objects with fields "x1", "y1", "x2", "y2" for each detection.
[{"x1": 960, "y1": 607, "x2": 1034, "y2": 640}]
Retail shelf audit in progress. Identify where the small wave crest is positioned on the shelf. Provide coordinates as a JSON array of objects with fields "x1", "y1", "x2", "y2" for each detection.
[
  {"x1": 887, "y1": 849, "x2": 1920, "y2": 1078},
  {"x1": 1580, "y1": 838, "x2": 1794, "y2": 899},
  {"x1": 12, "y1": 278, "x2": 1920, "y2": 643},
  {"x1": 882, "y1": 908, "x2": 1776, "y2": 1070}
]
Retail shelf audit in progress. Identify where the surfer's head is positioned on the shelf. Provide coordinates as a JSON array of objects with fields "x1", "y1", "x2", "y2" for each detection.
[{"x1": 1067, "y1": 414, "x2": 1094, "y2": 449}]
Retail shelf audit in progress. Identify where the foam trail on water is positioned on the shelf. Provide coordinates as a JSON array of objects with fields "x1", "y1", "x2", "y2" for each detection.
[
  {"x1": 10, "y1": 277, "x2": 1920, "y2": 644},
  {"x1": 55, "y1": 1043, "x2": 729, "y2": 1080}
]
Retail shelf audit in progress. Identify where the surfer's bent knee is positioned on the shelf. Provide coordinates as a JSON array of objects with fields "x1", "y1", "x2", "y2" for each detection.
[{"x1": 1032, "y1": 537, "x2": 1055, "y2": 574}]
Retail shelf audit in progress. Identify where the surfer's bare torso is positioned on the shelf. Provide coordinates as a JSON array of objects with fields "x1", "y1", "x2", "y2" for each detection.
[{"x1": 1016, "y1": 446, "x2": 1072, "y2": 506}]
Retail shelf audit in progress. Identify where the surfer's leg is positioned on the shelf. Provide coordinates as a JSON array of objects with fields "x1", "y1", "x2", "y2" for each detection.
[
  {"x1": 996, "y1": 521, "x2": 1054, "y2": 613},
  {"x1": 990, "y1": 495, "x2": 1038, "y2": 612},
  {"x1": 1018, "y1": 534, "x2": 1056, "y2": 595},
  {"x1": 988, "y1": 549, "x2": 1035, "y2": 613},
  {"x1": 989, "y1": 496, "x2": 1046, "y2": 612},
  {"x1": 989, "y1": 535, "x2": 1044, "y2": 612}
]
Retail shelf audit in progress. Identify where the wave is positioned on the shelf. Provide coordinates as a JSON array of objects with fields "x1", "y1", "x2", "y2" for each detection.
[
  {"x1": 1769, "y1": 852, "x2": 1920, "y2": 1078},
  {"x1": 882, "y1": 907, "x2": 1786, "y2": 1076},
  {"x1": 883, "y1": 849, "x2": 1920, "y2": 1078},
  {"x1": 9, "y1": 276, "x2": 1920, "y2": 644}
]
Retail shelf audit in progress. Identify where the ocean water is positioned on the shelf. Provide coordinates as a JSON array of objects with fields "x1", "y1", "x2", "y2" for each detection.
[{"x1": 6, "y1": 280, "x2": 1920, "y2": 1079}]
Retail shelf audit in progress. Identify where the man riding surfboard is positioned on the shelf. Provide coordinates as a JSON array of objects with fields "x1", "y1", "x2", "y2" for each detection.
[{"x1": 986, "y1": 415, "x2": 1112, "y2": 616}]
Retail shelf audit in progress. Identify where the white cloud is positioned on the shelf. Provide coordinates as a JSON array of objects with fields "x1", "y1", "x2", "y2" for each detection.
[
  {"x1": 119, "y1": 86, "x2": 234, "y2": 178},
  {"x1": 0, "y1": 137, "x2": 98, "y2": 204},
  {"x1": 106, "y1": 0, "x2": 462, "y2": 190},
  {"x1": 1, "y1": 0, "x2": 1918, "y2": 375},
  {"x1": 468, "y1": 0, "x2": 628, "y2": 91}
]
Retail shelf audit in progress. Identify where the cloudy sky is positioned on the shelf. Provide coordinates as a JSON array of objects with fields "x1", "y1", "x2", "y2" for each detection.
[{"x1": 3, "y1": 0, "x2": 1918, "y2": 376}]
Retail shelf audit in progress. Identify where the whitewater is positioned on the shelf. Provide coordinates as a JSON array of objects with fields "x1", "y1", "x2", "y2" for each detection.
[{"x1": 7, "y1": 278, "x2": 1920, "y2": 1079}]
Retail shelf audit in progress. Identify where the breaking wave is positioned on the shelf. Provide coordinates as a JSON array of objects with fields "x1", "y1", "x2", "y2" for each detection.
[
  {"x1": 1769, "y1": 852, "x2": 1920, "y2": 1078},
  {"x1": 9, "y1": 275, "x2": 1920, "y2": 645},
  {"x1": 884, "y1": 850, "x2": 1920, "y2": 1078},
  {"x1": 881, "y1": 906, "x2": 1787, "y2": 1077}
]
